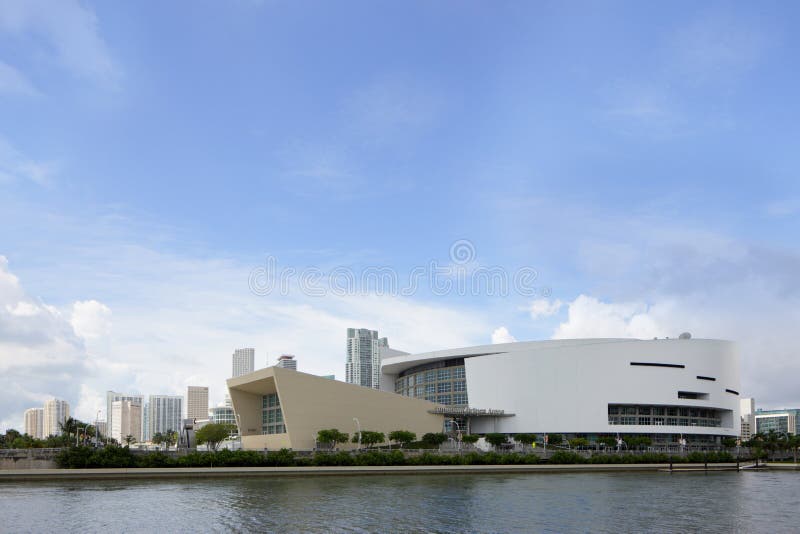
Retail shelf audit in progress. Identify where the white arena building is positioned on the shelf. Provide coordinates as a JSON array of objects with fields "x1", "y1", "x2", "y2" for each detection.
[{"x1": 381, "y1": 337, "x2": 741, "y2": 444}]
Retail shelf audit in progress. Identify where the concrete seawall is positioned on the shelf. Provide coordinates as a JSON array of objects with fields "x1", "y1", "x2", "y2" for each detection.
[
  {"x1": 0, "y1": 463, "x2": 763, "y2": 482},
  {"x1": 0, "y1": 449, "x2": 59, "y2": 470}
]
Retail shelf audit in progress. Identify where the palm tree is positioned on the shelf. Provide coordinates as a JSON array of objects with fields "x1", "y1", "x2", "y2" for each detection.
[
  {"x1": 124, "y1": 435, "x2": 135, "y2": 446},
  {"x1": 59, "y1": 417, "x2": 77, "y2": 442},
  {"x1": 789, "y1": 434, "x2": 800, "y2": 464}
]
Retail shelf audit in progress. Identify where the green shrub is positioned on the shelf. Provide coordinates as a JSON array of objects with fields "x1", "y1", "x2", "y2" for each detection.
[{"x1": 548, "y1": 451, "x2": 586, "y2": 464}]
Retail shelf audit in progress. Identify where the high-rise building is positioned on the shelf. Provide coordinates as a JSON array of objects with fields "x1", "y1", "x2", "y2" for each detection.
[
  {"x1": 42, "y1": 399, "x2": 70, "y2": 438},
  {"x1": 209, "y1": 406, "x2": 236, "y2": 426},
  {"x1": 275, "y1": 354, "x2": 297, "y2": 370},
  {"x1": 224, "y1": 394, "x2": 232, "y2": 408},
  {"x1": 755, "y1": 408, "x2": 800, "y2": 435},
  {"x1": 96, "y1": 420, "x2": 107, "y2": 440},
  {"x1": 147, "y1": 395, "x2": 183, "y2": 438},
  {"x1": 111, "y1": 400, "x2": 142, "y2": 443},
  {"x1": 106, "y1": 391, "x2": 144, "y2": 439},
  {"x1": 232, "y1": 348, "x2": 255, "y2": 377},
  {"x1": 24, "y1": 407, "x2": 44, "y2": 439},
  {"x1": 142, "y1": 402, "x2": 150, "y2": 442},
  {"x1": 345, "y1": 328, "x2": 387, "y2": 389},
  {"x1": 187, "y1": 386, "x2": 209, "y2": 421},
  {"x1": 740, "y1": 398, "x2": 755, "y2": 440}
]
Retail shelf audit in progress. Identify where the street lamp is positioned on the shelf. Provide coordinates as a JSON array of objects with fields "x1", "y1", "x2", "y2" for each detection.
[{"x1": 353, "y1": 418, "x2": 361, "y2": 451}]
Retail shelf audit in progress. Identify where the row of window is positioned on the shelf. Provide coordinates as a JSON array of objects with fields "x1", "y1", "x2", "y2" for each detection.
[
  {"x1": 608, "y1": 416, "x2": 722, "y2": 427},
  {"x1": 609, "y1": 406, "x2": 719, "y2": 418},
  {"x1": 395, "y1": 367, "x2": 466, "y2": 389},
  {"x1": 262, "y1": 393, "x2": 285, "y2": 435}
]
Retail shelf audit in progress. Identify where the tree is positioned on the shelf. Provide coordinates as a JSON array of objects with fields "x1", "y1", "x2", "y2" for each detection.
[
  {"x1": 317, "y1": 429, "x2": 349, "y2": 449},
  {"x1": 123, "y1": 435, "x2": 135, "y2": 446},
  {"x1": 152, "y1": 432, "x2": 164, "y2": 445},
  {"x1": 788, "y1": 434, "x2": 800, "y2": 464},
  {"x1": 546, "y1": 434, "x2": 563, "y2": 446},
  {"x1": 164, "y1": 430, "x2": 178, "y2": 447},
  {"x1": 722, "y1": 437, "x2": 738, "y2": 448},
  {"x1": 196, "y1": 423, "x2": 235, "y2": 452},
  {"x1": 514, "y1": 434, "x2": 536, "y2": 447},
  {"x1": 388, "y1": 430, "x2": 416, "y2": 448},
  {"x1": 59, "y1": 417, "x2": 78, "y2": 441},
  {"x1": 569, "y1": 437, "x2": 590, "y2": 449},
  {"x1": 485, "y1": 433, "x2": 508, "y2": 449},
  {"x1": 352, "y1": 431, "x2": 385, "y2": 448},
  {"x1": 421, "y1": 433, "x2": 448, "y2": 447},
  {"x1": 596, "y1": 436, "x2": 617, "y2": 448},
  {"x1": 461, "y1": 434, "x2": 480, "y2": 446}
]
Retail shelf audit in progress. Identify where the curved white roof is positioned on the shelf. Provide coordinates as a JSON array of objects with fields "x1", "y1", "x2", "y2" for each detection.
[{"x1": 381, "y1": 338, "x2": 727, "y2": 375}]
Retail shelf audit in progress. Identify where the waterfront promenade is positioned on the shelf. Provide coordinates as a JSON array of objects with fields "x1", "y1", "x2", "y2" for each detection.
[{"x1": 3, "y1": 462, "x2": 796, "y2": 481}]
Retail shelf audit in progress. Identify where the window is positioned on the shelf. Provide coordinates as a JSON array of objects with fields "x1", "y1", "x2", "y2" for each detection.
[
  {"x1": 678, "y1": 391, "x2": 709, "y2": 400},
  {"x1": 630, "y1": 362, "x2": 685, "y2": 369},
  {"x1": 453, "y1": 367, "x2": 466, "y2": 379},
  {"x1": 437, "y1": 394, "x2": 451, "y2": 405},
  {"x1": 437, "y1": 382, "x2": 452, "y2": 393},
  {"x1": 453, "y1": 380, "x2": 466, "y2": 392},
  {"x1": 452, "y1": 393, "x2": 468, "y2": 405},
  {"x1": 608, "y1": 404, "x2": 723, "y2": 428},
  {"x1": 261, "y1": 394, "x2": 284, "y2": 434},
  {"x1": 437, "y1": 368, "x2": 451, "y2": 380}
]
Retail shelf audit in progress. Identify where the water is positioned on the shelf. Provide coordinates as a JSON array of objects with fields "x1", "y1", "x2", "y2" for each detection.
[{"x1": 1, "y1": 471, "x2": 798, "y2": 533}]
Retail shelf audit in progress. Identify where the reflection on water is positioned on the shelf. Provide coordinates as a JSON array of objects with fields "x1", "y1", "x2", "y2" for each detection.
[{"x1": 1, "y1": 471, "x2": 799, "y2": 533}]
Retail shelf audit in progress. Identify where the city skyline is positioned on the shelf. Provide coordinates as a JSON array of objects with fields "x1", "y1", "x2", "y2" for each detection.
[{"x1": 3, "y1": 1, "x2": 800, "y2": 432}]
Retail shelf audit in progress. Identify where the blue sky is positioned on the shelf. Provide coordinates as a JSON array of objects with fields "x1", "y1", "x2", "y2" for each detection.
[{"x1": 2, "y1": 0, "x2": 800, "y2": 428}]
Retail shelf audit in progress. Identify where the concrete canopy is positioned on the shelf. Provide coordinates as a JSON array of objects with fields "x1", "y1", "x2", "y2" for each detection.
[{"x1": 227, "y1": 367, "x2": 444, "y2": 450}]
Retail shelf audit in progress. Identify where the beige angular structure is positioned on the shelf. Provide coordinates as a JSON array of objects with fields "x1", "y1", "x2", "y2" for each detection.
[{"x1": 227, "y1": 367, "x2": 444, "y2": 450}]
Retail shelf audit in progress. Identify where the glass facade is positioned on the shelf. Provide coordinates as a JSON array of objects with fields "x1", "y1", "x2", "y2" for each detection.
[
  {"x1": 395, "y1": 358, "x2": 468, "y2": 406},
  {"x1": 261, "y1": 393, "x2": 285, "y2": 434},
  {"x1": 608, "y1": 404, "x2": 723, "y2": 427}
]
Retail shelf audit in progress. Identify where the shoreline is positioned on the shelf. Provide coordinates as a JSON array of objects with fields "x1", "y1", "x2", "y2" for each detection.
[{"x1": 2, "y1": 462, "x2": 792, "y2": 481}]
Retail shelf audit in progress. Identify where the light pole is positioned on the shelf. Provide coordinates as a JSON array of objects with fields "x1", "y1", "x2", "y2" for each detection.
[{"x1": 353, "y1": 418, "x2": 361, "y2": 451}]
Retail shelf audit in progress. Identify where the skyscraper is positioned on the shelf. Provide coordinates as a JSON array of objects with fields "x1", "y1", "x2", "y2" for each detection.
[
  {"x1": 187, "y1": 386, "x2": 209, "y2": 421},
  {"x1": 106, "y1": 391, "x2": 144, "y2": 438},
  {"x1": 147, "y1": 395, "x2": 183, "y2": 438},
  {"x1": 275, "y1": 354, "x2": 297, "y2": 370},
  {"x1": 111, "y1": 400, "x2": 142, "y2": 443},
  {"x1": 42, "y1": 399, "x2": 70, "y2": 438},
  {"x1": 232, "y1": 348, "x2": 255, "y2": 377},
  {"x1": 345, "y1": 328, "x2": 387, "y2": 389},
  {"x1": 24, "y1": 407, "x2": 44, "y2": 439}
]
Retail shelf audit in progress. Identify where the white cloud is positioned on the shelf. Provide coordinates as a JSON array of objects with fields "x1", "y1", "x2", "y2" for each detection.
[
  {"x1": 0, "y1": 136, "x2": 55, "y2": 185},
  {"x1": 343, "y1": 76, "x2": 444, "y2": 144},
  {"x1": 491, "y1": 326, "x2": 517, "y2": 344},
  {"x1": 70, "y1": 300, "x2": 112, "y2": 340},
  {"x1": 0, "y1": 60, "x2": 38, "y2": 96},
  {"x1": 765, "y1": 198, "x2": 800, "y2": 218},
  {"x1": 668, "y1": 11, "x2": 766, "y2": 84},
  {"x1": 553, "y1": 295, "x2": 669, "y2": 340},
  {"x1": 0, "y1": 0, "x2": 120, "y2": 87},
  {"x1": 0, "y1": 256, "x2": 91, "y2": 430},
  {"x1": 527, "y1": 298, "x2": 563, "y2": 319}
]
